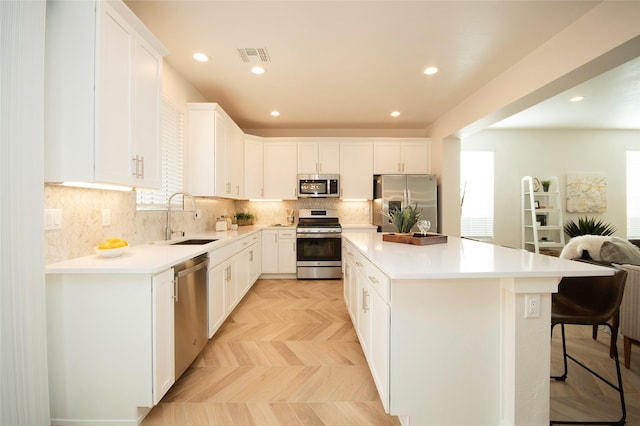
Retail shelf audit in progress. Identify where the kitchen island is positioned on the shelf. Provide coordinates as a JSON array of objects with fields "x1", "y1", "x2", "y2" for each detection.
[{"x1": 342, "y1": 232, "x2": 613, "y2": 426}]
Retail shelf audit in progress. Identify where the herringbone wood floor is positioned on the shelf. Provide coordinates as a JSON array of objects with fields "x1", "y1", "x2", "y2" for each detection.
[
  {"x1": 550, "y1": 325, "x2": 640, "y2": 424},
  {"x1": 141, "y1": 279, "x2": 400, "y2": 426},
  {"x1": 142, "y1": 278, "x2": 640, "y2": 425}
]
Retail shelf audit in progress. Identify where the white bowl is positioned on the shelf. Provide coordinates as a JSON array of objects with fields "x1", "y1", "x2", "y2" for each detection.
[{"x1": 95, "y1": 246, "x2": 128, "y2": 258}]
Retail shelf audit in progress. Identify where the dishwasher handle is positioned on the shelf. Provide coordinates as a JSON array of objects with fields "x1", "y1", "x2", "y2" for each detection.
[{"x1": 175, "y1": 258, "x2": 209, "y2": 278}]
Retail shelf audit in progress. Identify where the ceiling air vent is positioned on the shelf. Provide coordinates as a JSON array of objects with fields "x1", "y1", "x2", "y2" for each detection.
[{"x1": 237, "y1": 47, "x2": 270, "y2": 63}]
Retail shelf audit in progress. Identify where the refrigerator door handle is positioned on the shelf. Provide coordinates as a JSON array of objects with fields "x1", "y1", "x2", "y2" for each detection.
[{"x1": 407, "y1": 189, "x2": 411, "y2": 205}]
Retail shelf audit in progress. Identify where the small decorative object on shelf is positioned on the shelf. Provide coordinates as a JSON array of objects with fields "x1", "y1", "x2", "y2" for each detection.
[{"x1": 541, "y1": 179, "x2": 551, "y2": 192}]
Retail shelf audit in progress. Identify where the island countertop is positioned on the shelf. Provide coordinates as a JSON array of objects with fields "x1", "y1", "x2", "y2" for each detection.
[{"x1": 342, "y1": 231, "x2": 612, "y2": 280}]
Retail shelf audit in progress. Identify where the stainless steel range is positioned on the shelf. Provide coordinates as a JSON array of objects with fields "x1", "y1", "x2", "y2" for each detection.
[{"x1": 296, "y1": 209, "x2": 342, "y2": 279}]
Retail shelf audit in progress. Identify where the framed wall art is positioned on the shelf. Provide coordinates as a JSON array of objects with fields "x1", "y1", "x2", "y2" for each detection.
[{"x1": 566, "y1": 173, "x2": 607, "y2": 213}]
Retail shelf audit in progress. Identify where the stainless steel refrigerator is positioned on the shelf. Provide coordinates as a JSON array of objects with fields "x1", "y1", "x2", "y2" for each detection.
[{"x1": 373, "y1": 174, "x2": 438, "y2": 233}]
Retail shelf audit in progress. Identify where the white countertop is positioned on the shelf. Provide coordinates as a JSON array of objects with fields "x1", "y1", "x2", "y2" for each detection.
[
  {"x1": 45, "y1": 227, "x2": 265, "y2": 275},
  {"x1": 343, "y1": 232, "x2": 613, "y2": 280}
]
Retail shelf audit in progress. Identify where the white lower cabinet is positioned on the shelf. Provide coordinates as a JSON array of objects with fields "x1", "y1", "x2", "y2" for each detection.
[
  {"x1": 152, "y1": 269, "x2": 176, "y2": 404},
  {"x1": 356, "y1": 265, "x2": 370, "y2": 355},
  {"x1": 343, "y1": 239, "x2": 391, "y2": 412},
  {"x1": 261, "y1": 228, "x2": 296, "y2": 274},
  {"x1": 208, "y1": 261, "x2": 228, "y2": 338},
  {"x1": 208, "y1": 232, "x2": 262, "y2": 338},
  {"x1": 368, "y1": 286, "x2": 390, "y2": 411},
  {"x1": 46, "y1": 269, "x2": 175, "y2": 424}
]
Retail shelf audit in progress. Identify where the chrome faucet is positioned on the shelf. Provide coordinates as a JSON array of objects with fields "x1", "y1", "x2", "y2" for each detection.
[{"x1": 166, "y1": 192, "x2": 197, "y2": 240}]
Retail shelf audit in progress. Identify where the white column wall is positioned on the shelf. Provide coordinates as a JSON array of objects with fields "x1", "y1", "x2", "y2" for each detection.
[{"x1": 0, "y1": 1, "x2": 50, "y2": 424}]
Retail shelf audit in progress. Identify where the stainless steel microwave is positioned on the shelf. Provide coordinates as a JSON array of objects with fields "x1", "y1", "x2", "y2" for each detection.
[{"x1": 297, "y1": 174, "x2": 340, "y2": 198}]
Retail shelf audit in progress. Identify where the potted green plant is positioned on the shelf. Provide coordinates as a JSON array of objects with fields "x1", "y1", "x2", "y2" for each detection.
[
  {"x1": 563, "y1": 216, "x2": 616, "y2": 238},
  {"x1": 383, "y1": 203, "x2": 423, "y2": 234},
  {"x1": 541, "y1": 179, "x2": 551, "y2": 192},
  {"x1": 235, "y1": 212, "x2": 256, "y2": 226}
]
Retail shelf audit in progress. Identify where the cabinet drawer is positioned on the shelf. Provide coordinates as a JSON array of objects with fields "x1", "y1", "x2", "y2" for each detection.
[
  {"x1": 279, "y1": 229, "x2": 296, "y2": 239},
  {"x1": 366, "y1": 262, "x2": 390, "y2": 303}
]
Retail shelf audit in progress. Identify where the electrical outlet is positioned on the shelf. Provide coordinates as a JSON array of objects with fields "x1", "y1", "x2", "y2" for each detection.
[
  {"x1": 525, "y1": 294, "x2": 540, "y2": 318},
  {"x1": 44, "y1": 209, "x2": 62, "y2": 230}
]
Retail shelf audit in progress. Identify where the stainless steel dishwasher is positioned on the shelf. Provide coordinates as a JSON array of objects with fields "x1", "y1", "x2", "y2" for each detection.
[{"x1": 174, "y1": 253, "x2": 209, "y2": 378}]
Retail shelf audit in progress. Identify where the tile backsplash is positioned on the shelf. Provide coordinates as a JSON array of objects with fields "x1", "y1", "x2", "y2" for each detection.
[{"x1": 44, "y1": 185, "x2": 371, "y2": 264}]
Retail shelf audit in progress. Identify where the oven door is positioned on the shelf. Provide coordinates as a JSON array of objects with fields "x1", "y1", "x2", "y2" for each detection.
[{"x1": 296, "y1": 233, "x2": 342, "y2": 279}]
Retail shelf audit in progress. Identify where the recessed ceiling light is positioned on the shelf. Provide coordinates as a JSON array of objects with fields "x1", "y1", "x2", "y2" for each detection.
[
  {"x1": 391, "y1": 111, "x2": 401, "y2": 117},
  {"x1": 193, "y1": 52, "x2": 209, "y2": 62},
  {"x1": 570, "y1": 96, "x2": 585, "y2": 102},
  {"x1": 424, "y1": 66, "x2": 439, "y2": 75},
  {"x1": 270, "y1": 111, "x2": 280, "y2": 117},
  {"x1": 251, "y1": 66, "x2": 265, "y2": 75}
]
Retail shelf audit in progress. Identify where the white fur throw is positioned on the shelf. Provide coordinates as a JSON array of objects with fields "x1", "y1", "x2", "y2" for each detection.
[{"x1": 559, "y1": 235, "x2": 613, "y2": 260}]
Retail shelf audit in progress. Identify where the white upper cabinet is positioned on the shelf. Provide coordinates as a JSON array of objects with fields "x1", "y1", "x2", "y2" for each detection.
[
  {"x1": 297, "y1": 141, "x2": 340, "y2": 174},
  {"x1": 373, "y1": 140, "x2": 430, "y2": 174},
  {"x1": 244, "y1": 135, "x2": 264, "y2": 199},
  {"x1": 263, "y1": 141, "x2": 297, "y2": 200},
  {"x1": 340, "y1": 141, "x2": 373, "y2": 199},
  {"x1": 187, "y1": 103, "x2": 244, "y2": 199},
  {"x1": 44, "y1": 0, "x2": 167, "y2": 188}
]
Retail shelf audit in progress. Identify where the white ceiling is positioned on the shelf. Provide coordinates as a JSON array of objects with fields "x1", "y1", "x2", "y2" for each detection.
[{"x1": 124, "y1": 0, "x2": 639, "y2": 134}]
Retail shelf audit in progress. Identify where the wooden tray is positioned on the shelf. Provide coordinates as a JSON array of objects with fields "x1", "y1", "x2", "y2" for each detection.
[{"x1": 382, "y1": 233, "x2": 448, "y2": 245}]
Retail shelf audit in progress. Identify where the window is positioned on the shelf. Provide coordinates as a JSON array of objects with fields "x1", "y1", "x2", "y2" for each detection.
[
  {"x1": 626, "y1": 149, "x2": 640, "y2": 238},
  {"x1": 136, "y1": 97, "x2": 184, "y2": 209},
  {"x1": 460, "y1": 151, "x2": 494, "y2": 239}
]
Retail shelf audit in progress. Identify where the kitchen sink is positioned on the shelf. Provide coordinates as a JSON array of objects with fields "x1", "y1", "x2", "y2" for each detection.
[{"x1": 170, "y1": 239, "x2": 218, "y2": 245}]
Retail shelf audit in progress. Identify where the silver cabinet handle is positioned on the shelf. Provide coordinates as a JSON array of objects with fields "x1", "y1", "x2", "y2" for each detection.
[
  {"x1": 173, "y1": 277, "x2": 178, "y2": 302},
  {"x1": 362, "y1": 287, "x2": 369, "y2": 312},
  {"x1": 368, "y1": 275, "x2": 378, "y2": 284}
]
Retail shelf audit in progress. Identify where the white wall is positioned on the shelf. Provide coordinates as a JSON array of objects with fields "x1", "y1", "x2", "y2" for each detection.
[
  {"x1": 1, "y1": 1, "x2": 50, "y2": 424},
  {"x1": 462, "y1": 129, "x2": 640, "y2": 249}
]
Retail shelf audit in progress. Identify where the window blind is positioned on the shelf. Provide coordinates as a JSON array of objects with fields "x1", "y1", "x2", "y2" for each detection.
[
  {"x1": 627, "y1": 149, "x2": 640, "y2": 238},
  {"x1": 136, "y1": 97, "x2": 184, "y2": 209},
  {"x1": 460, "y1": 151, "x2": 494, "y2": 239}
]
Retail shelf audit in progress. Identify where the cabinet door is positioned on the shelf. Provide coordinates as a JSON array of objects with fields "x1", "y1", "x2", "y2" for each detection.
[
  {"x1": 340, "y1": 142, "x2": 373, "y2": 199},
  {"x1": 227, "y1": 121, "x2": 244, "y2": 198},
  {"x1": 96, "y1": 4, "x2": 133, "y2": 186},
  {"x1": 373, "y1": 142, "x2": 402, "y2": 174},
  {"x1": 298, "y1": 141, "x2": 340, "y2": 174},
  {"x1": 369, "y1": 288, "x2": 390, "y2": 412},
  {"x1": 244, "y1": 136, "x2": 264, "y2": 199},
  {"x1": 297, "y1": 142, "x2": 319, "y2": 174},
  {"x1": 356, "y1": 268, "x2": 370, "y2": 355},
  {"x1": 278, "y1": 230, "x2": 297, "y2": 273},
  {"x1": 261, "y1": 229, "x2": 279, "y2": 273},
  {"x1": 264, "y1": 142, "x2": 297, "y2": 200},
  {"x1": 224, "y1": 259, "x2": 239, "y2": 313},
  {"x1": 131, "y1": 39, "x2": 162, "y2": 188},
  {"x1": 208, "y1": 262, "x2": 226, "y2": 338},
  {"x1": 343, "y1": 257, "x2": 355, "y2": 321},
  {"x1": 318, "y1": 142, "x2": 340, "y2": 174},
  {"x1": 214, "y1": 111, "x2": 229, "y2": 197},
  {"x1": 248, "y1": 243, "x2": 262, "y2": 285},
  {"x1": 187, "y1": 107, "x2": 216, "y2": 196},
  {"x1": 401, "y1": 141, "x2": 430, "y2": 174},
  {"x1": 152, "y1": 269, "x2": 175, "y2": 405}
]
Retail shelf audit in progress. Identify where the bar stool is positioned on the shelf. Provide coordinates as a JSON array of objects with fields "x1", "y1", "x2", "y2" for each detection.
[{"x1": 550, "y1": 267, "x2": 628, "y2": 426}]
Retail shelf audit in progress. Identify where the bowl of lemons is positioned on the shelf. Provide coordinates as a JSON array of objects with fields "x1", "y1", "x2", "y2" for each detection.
[{"x1": 95, "y1": 237, "x2": 129, "y2": 258}]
